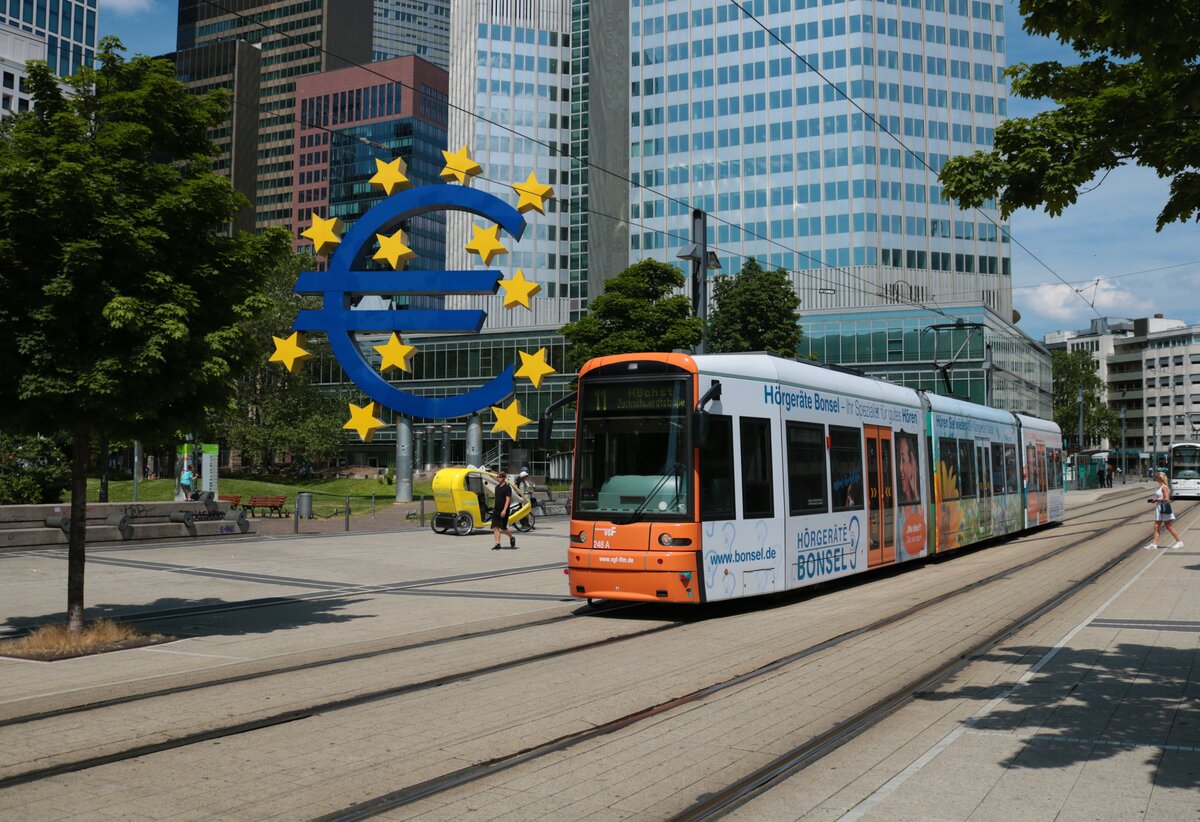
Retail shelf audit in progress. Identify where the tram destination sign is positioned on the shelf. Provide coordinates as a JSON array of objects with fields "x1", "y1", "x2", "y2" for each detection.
[{"x1": 584, "y1": 380, "x2": 687, "y2": 414}]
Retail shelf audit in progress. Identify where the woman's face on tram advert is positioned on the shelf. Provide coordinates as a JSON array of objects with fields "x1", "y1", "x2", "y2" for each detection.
[{"x1": 897, "y1": 432, "x2": 919, "y2": 506}]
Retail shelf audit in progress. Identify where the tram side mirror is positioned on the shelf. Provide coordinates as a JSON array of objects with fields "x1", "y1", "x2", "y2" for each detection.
[{"x1": 692, "y1": 409, "x2": 710, "y2": 447}]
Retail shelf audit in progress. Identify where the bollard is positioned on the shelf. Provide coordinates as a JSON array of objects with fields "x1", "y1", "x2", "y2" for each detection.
[
  {"x1": 104, "y1": 513, "x2": 132, "y2": 540},
  {"x1": 419, "y1": 496, "x2": 425, "y2": 526},
  {"x1": 372, "y1": 493, "x2": 376, "y2": 519},
  {"x1": 293, "y1": 504, "x2": 299, "y2": 534},
  {"x1": 344, "y1": 495, "x2": 350, "y2": 531}
]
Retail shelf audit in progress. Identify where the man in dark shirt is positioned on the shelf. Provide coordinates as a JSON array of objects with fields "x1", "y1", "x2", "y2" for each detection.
[{"x1": 491, "y1": 472, "x2": 516, "y2": 550}]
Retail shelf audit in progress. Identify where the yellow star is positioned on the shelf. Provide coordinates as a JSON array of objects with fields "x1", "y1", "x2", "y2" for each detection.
[
  {"x1": 374, "y1": 333, "x2": 417, "y2": 373},
  {"x1": 374, "y1": 229, "x2": 417, "y2": 270},
  {"x1": 515, "y1": 348, "x2": 556, "y2": 389},
  {"x1": 490, "y1": 399, "x2": 533, "y2": 441},
  {"x1": 512, "y1": 172, "x2": 554, "y2": 214},
  {"x1": 440, "y1": 145, "x2": 483, "y2": 185},
  {"x1": 300, "y1": 212, "x2": 343, "y2": 256},
  {"x1": 369, "y1": 157, "x2": 411, "y2": 195},
  {"x1": 500, "y1": 268, "x2": 541, "y2": 309},
  {"x1": 464, "y1": 223, "x2": 508, "y2": 266},
  {"x1": 344, "y1": 401, "x2": 385, "y2": 442},
  {"x1": 269, "y1": 332, "x2": 312, "y2": 373}
]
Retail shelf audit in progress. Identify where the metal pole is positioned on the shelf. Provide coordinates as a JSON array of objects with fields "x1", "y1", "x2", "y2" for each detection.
[
  {"x1": 424, "y1": 425, "x2": 435, "y2": 472},
  {"x1": 1077, "y1": 386, "x2": 1085, "y2": 486},
  {"x1": 132, "y1": 440, "x2": 141, "y2": 502},
  {"x1": 344, "y1": 495, "x2": 350, "y2": 531},
  {"x1": 983, "y1": 344, "x2": 993, "y2": 407},
  {"x1": 691, "y1": 208, "x2": 708, "y2": 355},
  {"x1": 441, "y1": 424, "x2": 452, "y2": 468},
  {"x1": 1120, "y1": 407, "x2": 1126, "y2": 484},
  {"x1": 293, "y1": 504, "x2": 299, "y2": 534},
  {"x1": 396, "y1": 415, "x2": 413, "y2": 502}
]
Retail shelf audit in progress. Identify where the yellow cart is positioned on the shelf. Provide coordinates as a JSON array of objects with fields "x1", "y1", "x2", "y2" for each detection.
[{"x1": 430, "y1": 467, "x2": 532, "y2": 535}]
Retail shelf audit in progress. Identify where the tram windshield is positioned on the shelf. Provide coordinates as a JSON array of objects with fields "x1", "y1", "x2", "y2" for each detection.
[
  {"x1": 1170, "y1": 445, "x2": 1200, "y2": 479},
  {"x1": 573, "y1": 377, "x2": 692, "y2": 521}
]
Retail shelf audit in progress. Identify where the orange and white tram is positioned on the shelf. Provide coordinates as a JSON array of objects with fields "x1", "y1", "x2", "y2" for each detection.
[{"x1": 550, "y1": 352, "x2": 1064, "y2": 604}]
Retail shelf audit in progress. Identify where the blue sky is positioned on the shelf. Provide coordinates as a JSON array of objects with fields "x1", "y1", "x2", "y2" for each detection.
[{"x1": 98, "y1": 1, "x2": 1200, "y2": 342}]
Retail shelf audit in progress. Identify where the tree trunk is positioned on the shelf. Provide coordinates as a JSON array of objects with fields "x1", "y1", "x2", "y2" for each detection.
[
  {"x1": 66, "y1": 429, "x2": 89, "y2": 635},
  {"x1": 98, "y1": 435, "x2": 109, "y2": 502}
]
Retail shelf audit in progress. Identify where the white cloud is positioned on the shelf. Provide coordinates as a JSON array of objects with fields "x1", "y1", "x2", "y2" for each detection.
[
  {"x1": 1008, "y1": 165, "x2": 1200, "y2": 339},
  {"x1": 102, "y1": 0, "x2": 156, "y2": 14}
]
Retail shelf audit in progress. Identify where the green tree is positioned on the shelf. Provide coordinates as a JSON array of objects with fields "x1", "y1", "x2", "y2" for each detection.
[
  {"x1": 1052, "y1": 349, "x2": 1119, "y2": 450},
  {"x1": 213, "y1": 254, "x2": 345, "y2": 471},
  {"x1": 559, "y1": 259, "x2": 703, "y2": 370},
  {"x1": 0, "y1": 433, "x2": 70, "y2": 505},
  {"x1": 940, "y1": 0, "x2": 1200, "y2": 229},
  {"x1": 0, "y1": 40, "x2": 292, "y2": 633},
  {"x1": 706, "y1": 258, "x2": 803, "y2": 357}
]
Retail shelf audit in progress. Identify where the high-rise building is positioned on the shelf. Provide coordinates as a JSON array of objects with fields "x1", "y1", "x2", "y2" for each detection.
[
  {"x1": 0, "y1": 0, "x2": 96, "y2": 78},
  {"x1": 173, "y1": 39, "x2": 263, "y2": 234},
  {"x1": 177, "y1": 0, "x2": 373, "y2": 231},
  {"x1": 293, "y1": 55, "x2": 449, "y2": 276},
  {"x1": 373, "y1": 0, "x2": 450, "y2": 71}
]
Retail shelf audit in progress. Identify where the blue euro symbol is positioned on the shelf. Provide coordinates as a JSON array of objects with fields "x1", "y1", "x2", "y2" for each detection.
[{"x1": 293, "y1": 185, "x2": 526, "y2": 419}]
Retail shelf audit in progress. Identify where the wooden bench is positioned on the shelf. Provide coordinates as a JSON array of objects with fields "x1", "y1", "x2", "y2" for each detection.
[
  {"x1": 218, "y1": 495, "x2": 241, "y2": 509},
  {"x1": 242, "y1": 495, "x2": 288, "y2": 517}
]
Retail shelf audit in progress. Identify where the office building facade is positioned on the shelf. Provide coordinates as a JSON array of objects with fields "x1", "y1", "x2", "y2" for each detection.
[
  {"x1": 373, "y1": 0, "x2": 450, "y2": 71},
  {"x1": 0, "y1": 25, "x2": 40, "y2": 118},
  {"x1": 178, "y1": 0, "x2": 373, "y2": 231},
  {"x1": 1, "y1": 0, "x2": 95, "y2": 78}
]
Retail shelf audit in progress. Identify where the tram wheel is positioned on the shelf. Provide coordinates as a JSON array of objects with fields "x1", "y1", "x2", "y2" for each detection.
[{"x1": 453, "y1": 512, "x2": 473, "y2": 536}]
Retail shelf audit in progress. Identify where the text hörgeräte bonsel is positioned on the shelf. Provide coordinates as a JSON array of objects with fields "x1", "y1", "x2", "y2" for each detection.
[{"x1": 763, "y1": 385, "x2": 918, "y2": 426}]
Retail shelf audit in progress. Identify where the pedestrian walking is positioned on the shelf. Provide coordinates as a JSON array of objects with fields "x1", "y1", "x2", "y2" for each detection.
[
  {"x1": 491, "y1": 471, "x2": 516, "y2": 550},
  {"x1": 1106, "y1": 464, "x2": 1114, "y2": 488},
  {"x1": 1146, "y1": 471, "x2": 1183, "y2": 550}
]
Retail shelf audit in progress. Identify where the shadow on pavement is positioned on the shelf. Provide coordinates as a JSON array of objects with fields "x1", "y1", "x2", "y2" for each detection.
[{"x1": 917, "y1": 641, "x2": 1200, "y2": 788}]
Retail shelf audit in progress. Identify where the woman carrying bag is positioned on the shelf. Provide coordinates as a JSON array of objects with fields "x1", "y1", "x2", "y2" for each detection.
[{"x1": 1147, "y1": 471, "x2": 1184, "y2": 549}]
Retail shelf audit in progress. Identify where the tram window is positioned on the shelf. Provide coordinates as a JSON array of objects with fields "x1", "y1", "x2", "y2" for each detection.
[
  {"x1": 786, "y1": 421, "x2": 827, "y2": 515},
  {"x1": 830, "y1": 425, "x2": 864, "y2": 511},
  {"x1": 991, "y1": 443, "x2": 1005, "y2": 493},
  {"x1": 937, "y1": 437, "x2": 960, "y2": 500},
  {"x1": 740, "y1": 417, "x2": 774, "y2": 519},
  {"x1": 700, "y1": 415, "x2": 736, "y2": 521},
  {"x1": 1004, "y1": 444, "x2": 1019, "y2": 493},
  {"x1": 958, "y1": 438, "x2": 977, "y2": 497}
]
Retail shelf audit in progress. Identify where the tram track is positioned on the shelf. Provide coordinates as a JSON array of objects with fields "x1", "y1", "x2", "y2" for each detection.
[
  {"x1": 305, "y1": 493, "x2": 1172, "y2": 821},
  {"x1": 0, "y1": 488, "x2": 1138, "y2": 728},
  {"x1": 0, "y1": 490, "x2": 1161, "y2": 806}
]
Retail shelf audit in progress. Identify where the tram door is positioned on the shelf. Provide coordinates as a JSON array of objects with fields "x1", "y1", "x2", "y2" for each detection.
[
  {"x1": 976, "y1": 440, "x2": 993, "y2": 537},
  {"x1": 864, "y1": 425, "x2": 896, "y2": 567}
]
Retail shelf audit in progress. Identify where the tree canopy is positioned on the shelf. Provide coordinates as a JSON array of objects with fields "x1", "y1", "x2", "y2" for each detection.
[
  {"x1": 940, "y1": 0, "x2": 1200, "y2": 230},
  {"x1": 0, "y1": 39, "x2": 292, "y2": 631},
  {"x1": 213, "y1": 253, "x2": 346, "y2": 471},
  {"x1": 1052, "y1": 349, "x2": 1119, "y2": 450},
  {"x1": 706, "y1": 258, "x2": 803, "y2": 357},
  {"x1": 559, "y1": 259, "x2": 703, "y2": 370}
]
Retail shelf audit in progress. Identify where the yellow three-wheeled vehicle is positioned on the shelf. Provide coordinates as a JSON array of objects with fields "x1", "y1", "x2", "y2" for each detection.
[{"x1": 431, "y1": 467, "x2": 532, "y2": 535}]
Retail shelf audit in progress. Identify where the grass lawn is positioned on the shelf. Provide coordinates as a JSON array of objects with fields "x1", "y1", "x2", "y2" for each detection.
[{"x1": 86, "y1": 476, "x2": 437, "y2": 517}]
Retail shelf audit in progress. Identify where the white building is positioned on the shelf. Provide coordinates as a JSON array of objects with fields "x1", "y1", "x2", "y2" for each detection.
[{"x1": 0, "y1": 26, "x2": 41, "y2": 119}]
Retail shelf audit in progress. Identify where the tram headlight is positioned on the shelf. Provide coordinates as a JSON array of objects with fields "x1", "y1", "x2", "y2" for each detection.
[
  {"x1": 570, "y1": 530, "x2": 588, "y2": 544},
  {"x1": 658, "y1": 533, "x2": 693, "y2": 547}
]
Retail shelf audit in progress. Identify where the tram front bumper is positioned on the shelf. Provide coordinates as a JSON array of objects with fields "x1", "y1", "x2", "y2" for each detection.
[{"x1": 566, "y1": 548, "x2": 700, "y2": 603}]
